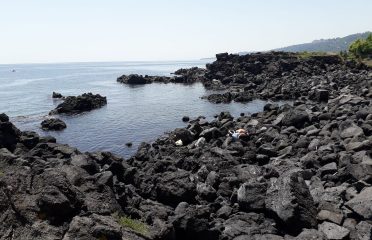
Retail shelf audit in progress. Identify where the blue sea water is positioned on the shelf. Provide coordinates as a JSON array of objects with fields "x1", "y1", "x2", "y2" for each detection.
[{"x1": 0, "y1": 61, "x2": 278, "y2": 158}]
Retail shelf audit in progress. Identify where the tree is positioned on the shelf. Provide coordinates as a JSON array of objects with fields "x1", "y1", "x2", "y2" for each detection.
[{"x1": 349, "y1": 33, "x2": 372, "y2": 59}]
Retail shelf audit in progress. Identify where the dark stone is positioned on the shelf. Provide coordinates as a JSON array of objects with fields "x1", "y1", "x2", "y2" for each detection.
[
  {"x1": 155, "y1": 170, "x2": 196, "y2": 207},
  {"x1": 117, "y1": 74, "x2": 148, "y2": 84},
  {"x1": 41, "y1": 118, "x2": 67, "y2": 131},
  {"x1": 318, "y1": 222, "x2": 350, "y2": 240},
  {"x1": 0, "y1": 117, "x2": 21, "y2": 151},
  {"x1": 0, "y1": 113, "x2": 9, "y2": 122},
  {"x1": 19, "y1": 131, "x2": 40, "y2": 149},
  {"x1": 310, "y1": 89, "x2": 329, "y2": 102},
  {"x1": 345, "y1": 187, "x2": 372, "y2": 219},
  {"x1": 265, "y1": 170, "x2": 317, "y2": 233},
  {"x1": 182, "y1": 116, "x2": 190, "y2": 122},
  {"x1": 50, "y1": 93, "x2": 107, "y2": 115},
  {"x1": 237, "y1": 181, "x2": 267, "y2": 211},
  {"x1": 171, "y1": 128, "x2": 195, "y2": 145},
  {"x1": 200, "y1": 127, "x2": 221, "y2": 141},
  {"x1": 282, "y1": 110, "x2": 310, "y2": 128},
  {"x1": 52, "y1": 92, "x2": 63, "y2": 98}
]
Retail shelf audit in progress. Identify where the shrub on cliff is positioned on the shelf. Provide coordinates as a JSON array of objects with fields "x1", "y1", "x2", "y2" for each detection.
[
  {"x1": 112, "y1": 213, "x2": 149, "y2": 237},
  {"x1": 349, "y1": 33, "x2": 372, "y2": 59}
]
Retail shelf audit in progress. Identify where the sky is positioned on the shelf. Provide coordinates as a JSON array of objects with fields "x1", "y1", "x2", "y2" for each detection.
[{"x1": 0, "y1": 0, "x2": 371, "y2": 64}]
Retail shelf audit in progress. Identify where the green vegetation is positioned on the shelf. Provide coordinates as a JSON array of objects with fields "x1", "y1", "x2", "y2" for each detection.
[
  {"x1": 112, "y1": 213, "x2": 150, "y2": 237},
  {"x1": 363, "y1": 59, "x2": 372, "y2": 67},
  {"x1": 276, "y1": 32, "x2": 371, "y2": 52},
  {"x1": 296, "y1": 51, "x2": 337, "y2": 59},
  {"x1": 349, "y1": 33, "x2": 372, "y2": 60},
  {"x1": 294, "y1": 34, "x2": 372, "y2": 67}
]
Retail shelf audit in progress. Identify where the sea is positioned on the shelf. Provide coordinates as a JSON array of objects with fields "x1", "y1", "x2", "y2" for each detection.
[{"x1": 0, "y1": 60, "x2": 280, "y2": 158}]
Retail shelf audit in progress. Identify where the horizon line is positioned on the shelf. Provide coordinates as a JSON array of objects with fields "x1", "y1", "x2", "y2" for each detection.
[{"x1": 0, "y1": 58, "x2": 217, "y2": 66}]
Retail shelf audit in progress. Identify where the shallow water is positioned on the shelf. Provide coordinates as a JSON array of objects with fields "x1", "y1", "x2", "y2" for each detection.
[{"x1": 0, "y1": 61, "x2": 284, "y2": 158}]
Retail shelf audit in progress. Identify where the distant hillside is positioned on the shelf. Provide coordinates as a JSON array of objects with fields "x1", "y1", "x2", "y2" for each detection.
[{"x1": 275, "y1": 32, "x2": 371, "y2": 52}]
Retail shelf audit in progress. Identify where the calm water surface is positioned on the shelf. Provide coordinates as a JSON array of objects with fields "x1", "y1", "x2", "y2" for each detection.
[{"x1": 0, "y1": 61, "x2": 279, "y2": 158}]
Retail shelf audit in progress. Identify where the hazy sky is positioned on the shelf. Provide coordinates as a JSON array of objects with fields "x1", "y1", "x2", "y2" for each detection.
[{"x1": 0, "y1": 0, "x2": 371, "y2": 63}]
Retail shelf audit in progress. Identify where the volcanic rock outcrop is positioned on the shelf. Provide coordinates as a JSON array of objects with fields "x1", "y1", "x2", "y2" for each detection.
[
  {"x1": 49, "y1": 92, "x2": 107, "y2": 115},
  {"x1": 1, "y1": 52, "x2": 371, "y2": 240},
  {"x1": 41, "y1": 118, "x2": 67, "y2": 131},
  {"x1": 117, "y1": 67, "x2": 206, "y2": 85}
]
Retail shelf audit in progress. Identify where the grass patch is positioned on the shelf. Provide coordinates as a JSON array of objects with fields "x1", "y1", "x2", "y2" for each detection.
[
  {"x1": 112, "y1": 213, "x2": 150, "y2": 237},
  {"x1": 296, "y1": 51, "x2": 337, "y2": 59},
  {"x1": 363, "y1": 59, "x2": 372, "y2": 67}
]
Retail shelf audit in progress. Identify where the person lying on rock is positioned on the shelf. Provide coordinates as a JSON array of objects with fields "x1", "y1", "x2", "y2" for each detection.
[{"x1": 228, "y1": 128, "x2": 248, "y2": 141}]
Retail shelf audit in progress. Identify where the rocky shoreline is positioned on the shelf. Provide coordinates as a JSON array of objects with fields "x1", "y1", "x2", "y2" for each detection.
[
  {"x1": 49, "y1": 92, "x2": 107, "y2": 115},
  {"x1": 1, "y1": 52, "x2": 372, "y2": 240},
  {"x1": 117, "y1": 67, "x2": 206, "y2": 85},
  {"x1": 200, "y1": 52, "x2": 370, "y2": 104},
  {"x1": 118, "y1": 52, "x2": 370, "y2": 105}
]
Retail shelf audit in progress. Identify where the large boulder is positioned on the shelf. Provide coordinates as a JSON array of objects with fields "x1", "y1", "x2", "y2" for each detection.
[
  {"x1": 265, "y1": 170, "x2": 317, "y2": 233},
  {"x1": 309, "y1": 89, "x2": 329, "y2": 102},
  {"x1": 19, "y1": 131, "x2": 40, "y2": 149},
  {"x1": 237, "y1": 181, "x2": 268, "y2": 211},
  {"x1": 171, "y1": 128, "x2": 195, "y2": 145},
  {"x1": 221, "y1": 212, "x2": 278, "y2": 239},
  {"x1": 292, "y1": 229, "x2": 326, "y2": 240},
  {"x1": 0, "y1": 113, "x2": 21, "y2": 151},
  {"x1": 41, "y1": 118, "x2": 67, "y2": 131},
  {"x1": 354, "y1": 221, "x2": 372, "y2": 240},
  {"x1": 318, "y1": 222, "x2": 350, "y2": 240},
  {"x1": 339, "y1": 121, "x2": 364, "y2": 139},
  {"x1": 155, "y1": 170, "x2": 196, "y2": 207},
  {"x1": 63, "y1": 214, "x2": 148, "y2": 240},
  {"x1": 282, "y1": 110, "x2": 310, "y2": 128},
  {"x1": 117, "y1": 74, "x2": 149, "y2": 84},
  {"x1": 199, "y1": 127, "x2": 222, "y2": 141},
  {"x1": 50, "y1": 93, "x2": 107, "y2": 115},
  {"x1": 345, "y1": 187, "x2": 372, "y2": 219},
  {"x1": 171, "y1": 204, "x2": 219, "y2": 240},
  {"x1": 52, "y1": 92, "x2": 63, "y2": 98}
]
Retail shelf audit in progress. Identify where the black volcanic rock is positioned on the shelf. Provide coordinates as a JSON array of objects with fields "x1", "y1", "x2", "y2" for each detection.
[
  {"x1": 117, "y1": 74, "x2": 150, "y2": 84},
  {"x1": 117, "y1": 67, "x2": 206, "y2": 85},
  {"x1": 117, "y1": 74, "x2": 171, "y2": 84},
  {"x1": 49, "y1": 93, "x2": 107, "y2": 115},
  {"x1": 265, "y1": 170, "x2": 317, "y2": 233},
  {"x1": 41, "y1": 118, "x2": 67, "y2": 131},
  {"x1": 200, "y1": 52, "x2": 370, "y2": 103},
  {"x1": 1, "y1": 52, "x2": 371, "y2": 240},
  {"x1": 173, "y1": 67, "x2": 207, "y2": 83},
  {"x1": 281, "y1": 109, "x2": 310, "y2": 128},
  {"x1": 52, "y1": 91, "x2": 63, "y2": 98},
  {"x1": 182, "y1": 116, "x2": 190, "y2": 122},
  {"x1": 0, "y1": 113, "x2": 9, "y2": 122},
  {"x1": 0, "y1": 113, "x2": 21, "y2": 151}
]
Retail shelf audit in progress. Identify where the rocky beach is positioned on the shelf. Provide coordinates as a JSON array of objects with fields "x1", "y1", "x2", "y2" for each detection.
[{"x1": 1, "y1": 52, "x2": 372, "y2": 240}]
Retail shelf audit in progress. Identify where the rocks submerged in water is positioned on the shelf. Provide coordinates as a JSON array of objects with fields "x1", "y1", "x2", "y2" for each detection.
[
  {"x1": 117, "y1": 67, "x2": 206, "y2": 85},
  {"x1": 41, "y1": 118, "x2": 67, "y2": 131},
  {"x1": 117, "y1": 74, "x2": 157, "y2": 84},
  {"x1": 52, "y1": 91, "x2": 63, "y2": 98},
  {"x1": 49, "y1": 92, "x2": 107, "y2": 115}
]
